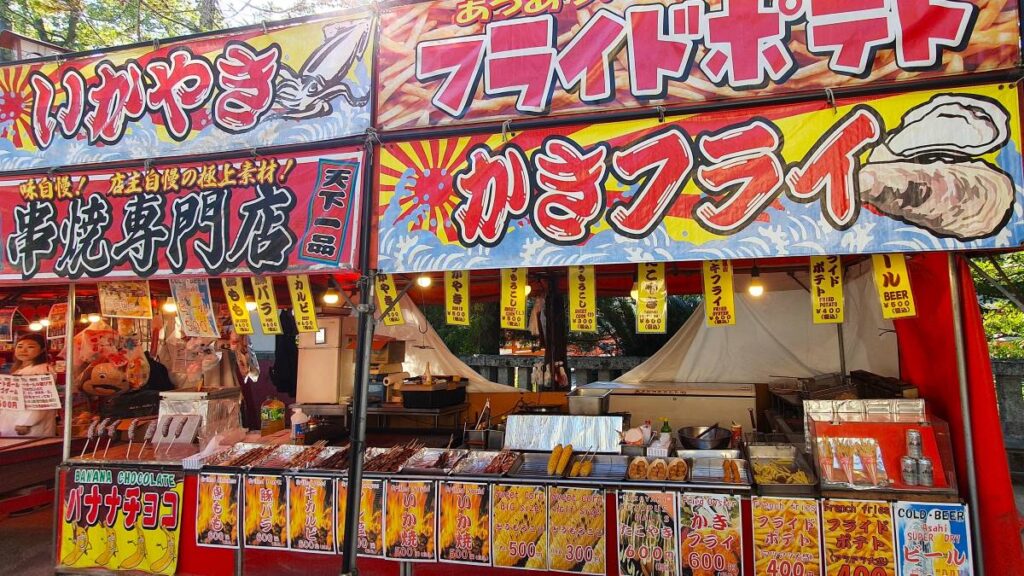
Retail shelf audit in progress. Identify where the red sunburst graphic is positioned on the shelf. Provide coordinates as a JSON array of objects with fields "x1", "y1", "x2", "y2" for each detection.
[
  {"x1": 0, "y1": 65, "x2": 35, "y2": 148},
  {"x1": 380, "y1": 137, "x2": 489, "y2": 242}
]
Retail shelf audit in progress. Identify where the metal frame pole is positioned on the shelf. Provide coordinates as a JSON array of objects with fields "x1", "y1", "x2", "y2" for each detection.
[
  {"x1": 340, "y1": 137, "x2": 379, "y2": 576},
  {"x1": 947, "y1": 252, "x2": 985, "y2": 576},
  {"x1": 61, "y1": 283, "x2": 76, "y2": 461}
]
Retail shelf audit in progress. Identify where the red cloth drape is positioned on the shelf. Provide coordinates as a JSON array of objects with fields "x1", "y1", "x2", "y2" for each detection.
[{"x1": 894, "y1": 252, "x2": 1022, "y2": 573}]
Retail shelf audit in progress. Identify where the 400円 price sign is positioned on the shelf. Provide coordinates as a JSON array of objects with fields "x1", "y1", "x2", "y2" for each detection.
[
  {"x1": 823, "y1": 499, "x2": 897, "y2": 576},
  {"x1": 60, "y1": 467, "x2": 183, "y2": 575}
]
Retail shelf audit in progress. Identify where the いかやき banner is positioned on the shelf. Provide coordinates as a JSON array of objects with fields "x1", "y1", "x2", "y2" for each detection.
[
  {"x1": 0, "y1": 12, "x2": 373, "y2": 171},
  {"x1": 0, "y1": 146, "x2": 363, "y2": 283},
  {"x1": 377, "y1": 83, "x2": 1023, "y2": 273},
  {"x1": 377, "y1": 0, "x2": 1018, "y2": 130}
]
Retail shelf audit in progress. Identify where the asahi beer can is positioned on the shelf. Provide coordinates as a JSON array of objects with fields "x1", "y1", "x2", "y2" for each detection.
[
  {"x1": 918, "y1": 457, "x2": 934, "y2": 487},
  {"x1": 906, "y1": 429, "x2": 923, "y2": 459},
  {"x1": 901, "y1": 455, "x2": 919, "y2": 486}
]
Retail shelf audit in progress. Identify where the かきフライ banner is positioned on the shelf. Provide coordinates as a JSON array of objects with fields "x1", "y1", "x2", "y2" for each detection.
[
  {"x1": 377, "y1": 83, "x2": 1023, "y2": 273},
  {"x1": 0, "y1": 146, "x2": 363, "y2": 283},
  {"x1": 377, "y1": 0, "x2": 1018, "y2": 129},
  {"x1": 0, "y1": 12, "x2": 373, "y2": 171}
]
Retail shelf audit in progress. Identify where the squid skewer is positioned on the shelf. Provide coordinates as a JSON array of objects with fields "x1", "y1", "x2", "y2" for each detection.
[{"x1": 92, "y1": 418, "x2": 111, "y2": 459}]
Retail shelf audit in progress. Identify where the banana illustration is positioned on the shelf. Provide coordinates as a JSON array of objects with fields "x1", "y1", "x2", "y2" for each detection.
[
  {"x1": 61, "y1": 525, "x2": 91, "y2": 566},
  {"x1": 93, "y1": 526, "x2": 118, "y2": 567},
  {"x1": 118, "y1": 530, "x2": 147, "y2": 570},
  {"x1": 148, "y1": 527, "x2": 178, "y2": 574}
]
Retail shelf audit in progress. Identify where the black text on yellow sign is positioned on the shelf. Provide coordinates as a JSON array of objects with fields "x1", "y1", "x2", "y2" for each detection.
[
  {"x1": 286, "y1": 275, "x2": 319, "y2": 333},
  {"x1": 702, "y1": 260, "x2": 736, "y2": 327},
  {"x1": 250, "y1": 277, "x2": 282, "y2": 335},
  {"x1": 872, "y1": 253, "x2": 917, "y2": 319},
  {"x1": 501, "y1": 268, "x2": 527, "y2": 330},
  {"x1": 445, "y1": 271, "x2": 470, "y2": 326},
  {"x1": 810, "y1": 256, "x2": 844, "y2": 324},
  {"x1": 636, "y1": 263, "x2": 667, "y2": 334},
  {"x1": 375, "y1": 274, "x2": 404, "y2": 326},
  {"x1": 221, "y1": 277, "x2": 254, "y2": 335},
  {"x1": 569, "y1": 265, "x2": 597, "y2": 333}
]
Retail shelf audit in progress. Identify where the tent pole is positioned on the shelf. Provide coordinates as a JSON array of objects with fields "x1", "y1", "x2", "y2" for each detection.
[
  {"x1": 835, "y1": 324, "x2": 846, "y2": 380},
  {"x1": 947, "y1": 252, "x2": 985, "y2": 575},
  {"x1": 61, "y1": 283, "x2": 76, "y2": 461},
  {"x1": 340, "y1": 138, "x2": 379, "y2": 576}
]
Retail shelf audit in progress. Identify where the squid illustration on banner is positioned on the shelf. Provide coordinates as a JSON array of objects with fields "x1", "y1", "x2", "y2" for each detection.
[
  {"x1": 378, "y1": 84, "x2": 1024, "y2": 274},
  {"x1": 0, "y1": 13, "x2": 374, "y2": 171}
]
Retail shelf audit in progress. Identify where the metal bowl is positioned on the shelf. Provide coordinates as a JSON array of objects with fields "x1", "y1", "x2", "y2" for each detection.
[{"x1": 678, "y1": 426, "x2": 732, "y2": 450}]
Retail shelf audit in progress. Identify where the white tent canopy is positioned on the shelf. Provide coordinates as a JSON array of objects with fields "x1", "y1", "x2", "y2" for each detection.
[
  {"x1": 617, "y1": 262, "x2": 899, "y2": 384},
  {"x1": 377, "y1": 295, "x2": 517, "y2": 393}
]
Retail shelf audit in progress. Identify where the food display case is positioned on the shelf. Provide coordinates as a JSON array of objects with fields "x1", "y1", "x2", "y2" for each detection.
[{"x1": 805, "y1": 399, "x2": 958, "y2": 497}]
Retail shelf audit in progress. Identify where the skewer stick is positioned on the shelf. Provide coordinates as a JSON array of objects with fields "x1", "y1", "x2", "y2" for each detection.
[
  {"x1": 102, "y1": 419, "x2": 121, "y2": 459},
  {"x1": 92, "y1": 418, "x2": 111, "y2": 459}
]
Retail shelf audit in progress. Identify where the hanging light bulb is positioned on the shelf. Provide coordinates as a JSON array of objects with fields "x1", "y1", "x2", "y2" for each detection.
[
  {"x1": 79, "y1": 314, "x2": 89, "y2": 324},
  {"x1": 322, "y1": 277, "x2": 341, "y2": 305},
  {"x1": 748, "y1": 265, "x2": 765, "y2": 297},
  {"x1": 524, "y1": 284, "x2": 532, "y2": 296},
  {"x1": 162, "y1": 297, "x2": 178, "y2": 313},
  {"x1": 28, "y1": 321, "x2": 42, "y2": 331},
  {"x1": 245, "y1": 299, "x2": 258, "y2": 311},
  {"x1": 630, "y1": 281, "x2": 639, "y2": 301},
  {"x1": 88, "y1": 313, "x2": 101, "y2": 323},
  {"x1": 416, "y1": 275, "x2": 432, "y2": 288},
  {"x1": 39, "y1": 318, "x2": 50, "y2": 327}
]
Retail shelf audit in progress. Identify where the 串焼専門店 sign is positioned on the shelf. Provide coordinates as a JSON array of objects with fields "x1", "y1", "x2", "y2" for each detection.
[
  {"x1": 0, "y1": 11, "x2": 373, "y2": 171},
  {"x1": 0, "y1": 147, "x2": 364, "y2": 282},
  {"x1": 377, "y1": 83, "x2": 1023, "y2": 273},
  {"x1": 377, "y1": 0, "x2": 1019, "y2": 129}
]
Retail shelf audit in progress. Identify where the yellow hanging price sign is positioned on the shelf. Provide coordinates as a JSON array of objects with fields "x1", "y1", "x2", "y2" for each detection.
[
  {"x1": 702, "y1": 260, "x2": 736, "y2": 326},
  {"x1": 872, "y1": 253, "x2": 917, "y2": 319},
  {"x1": 286, "y1": 275, "x2": 319, "y2": 333},
  {"x1": 445, "y1": 271, "x2": 470, "y2": 326},
  {"x1": 810, "y1": 256, "x2": 844, "y2": 324},
  {"x1": 500, "y1": 268, "x2": 527, "y2": 330},
  {"x1": 569, "y1": 265, "x2": 597, "y2": 333},
  {"x1": 221, "y1": 277, "x2": 254, "y2": 335},
  {"x1": 250, "y1": 277, "x2": 282, "y2": 335},
  {"x1": 375, "y1": 274, "x2": 404, "y2": 326},
  {"x1": 636, "y1": 263, "x2": 666, "y2": 334}
]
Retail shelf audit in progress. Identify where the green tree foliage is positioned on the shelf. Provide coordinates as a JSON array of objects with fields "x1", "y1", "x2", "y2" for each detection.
[
  {"x1": 422, "y1": 302, "x2": 501, "y2": 356},
  {"x1": 595, "y1": 296, "x2": 699, "y2": 356},
  {"x1": 969, "y1": 253, "x2": 1024, "y2": 359},
  {"x1": 2, "y1": 0, "x2": 220, "y2": 51}
]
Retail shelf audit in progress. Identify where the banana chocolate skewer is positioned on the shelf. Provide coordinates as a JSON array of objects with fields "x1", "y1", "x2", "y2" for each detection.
[
  {"x1": 92, "y1": 418, "x2": 112, "y2": 459},
  {"x1": 80, "y1": 417, "x2": 101, "y2": 459},
  {"x1": 165, "y1": 416, "x2": 189, "y2": 455},
  {"x1": 138, "y1": 421, "x2": 157, "y2": 459},
  {"x1": 102, "y1": 419, "x2": 122, "y2": 459},
  {"x1": 126, "y1": 419, "x2": 140, "y2": 458}
]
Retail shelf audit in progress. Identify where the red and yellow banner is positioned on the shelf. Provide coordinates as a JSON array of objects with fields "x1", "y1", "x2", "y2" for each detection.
[
  {"x1": 287, "y1": 476, "x2": 335, "y2": 553},
  {"x1": 196, "y1": 473, "x2": 240, "y2": 549},
  {"x1": 811, "y1": 256, "x2": 845, "y2": 324},
  {"x1": 377, "y1": 83, "x2": 1023, "y2": 274},
  {"x1": 0, "y1": 147, "x2": 364, "y2": 283},
  {"x1": 2, "y1": 13, "x2": 373, "y2": 170},
  {"x1": 60, "y1": 467, "x2": 183, "y2": 575},
  {"x1": 492, "y1": 484, "x2": 547, "y2": 569},
  {"x1": 753, "y1": 497, "x2": 823, "y2": 576},
  {"x1": 337, "y1": 478, "x2": 385, "y2": 557},
  {"x1": 243, "y1": 474, "x2": 287, "y2": 549},
  {"x1": 679, "y1": 493, "x2": 743, "y2": 576},
  {"x1": 872, "y1": 254, "x2": 917, "y2": 319},
  {"x1": 438, "y1": 481, "x2": 490, "y2": 565},
  {"x1": 385, "y1": 480, "x2": 437, "y2": 561},
  {"x1": 548, "y1": 487, "x2": 606, "y2": 574},
  {"x1": 377, "y1": 0, "x2": 1018, "y2": 130},
  {"x1": 822, "y1": 499, "x2": 896, "y2": 576}
]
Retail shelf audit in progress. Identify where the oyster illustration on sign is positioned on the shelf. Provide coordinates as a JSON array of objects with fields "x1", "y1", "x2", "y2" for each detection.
[
  {"x1": 858, "y1": 94, "x2": 1014, "y2": 240},
  {"x1": 276, "y1": 19, "x2": 372, "y2": 119}
]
